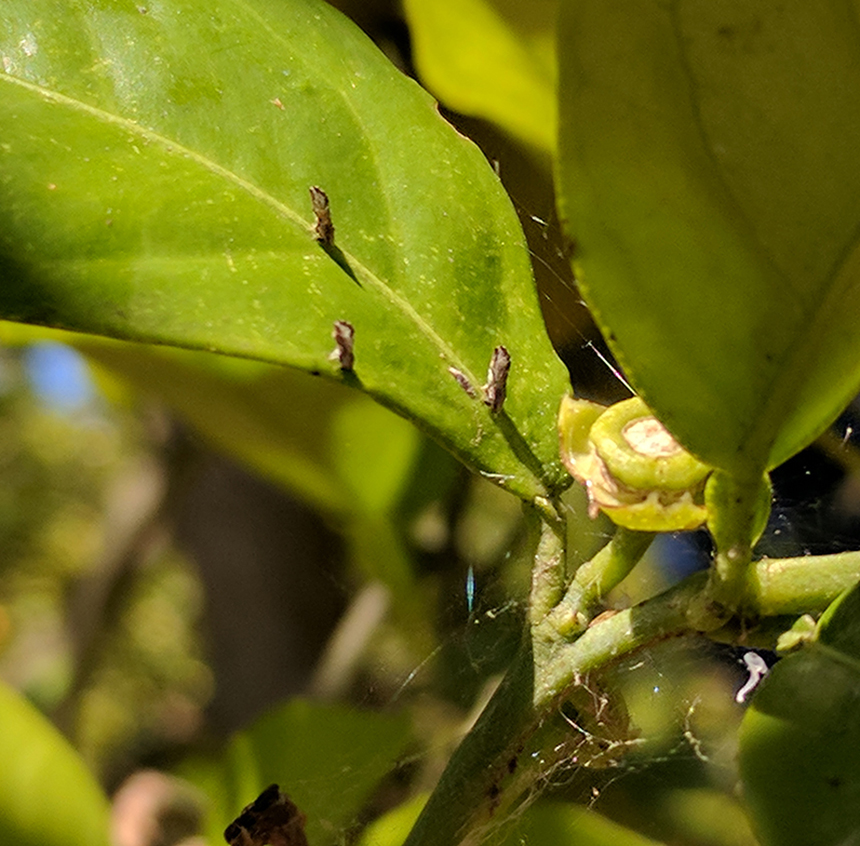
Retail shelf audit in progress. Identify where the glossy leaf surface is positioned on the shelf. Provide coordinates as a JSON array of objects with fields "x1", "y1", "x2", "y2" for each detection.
[
  {"x1": 556, "y1": 1, "x2": 860, "y2": 476},
  {"x1": 739, "y1": 583, "x2": 860, "y2": 846},
  {"x1": 403, "y1": 0, "x2": 556, "y2": 152},
  {"x1": 0, "y1": 680, "x2": 110, "y2": 846},
  {"x1": 0, "y1": 0, "x2": 570, "y2": 503}
]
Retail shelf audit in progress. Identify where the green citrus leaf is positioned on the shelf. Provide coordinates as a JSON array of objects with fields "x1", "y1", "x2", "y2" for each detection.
[
  {"x1": 556, "y1": 1, "x2": 860, "y2": 476},
  {"x1": 0, "y1": 0, "x2": 570, "y2": 504},
  {"x1": 403, "y1": 0, "x2": 556, "y2": 152},
  {"x1": 738, "y1": 582, "x2": 860, "y2": 846},
  {"x1": 0, "y1": 679, "x2": 110, "y2": 846}
]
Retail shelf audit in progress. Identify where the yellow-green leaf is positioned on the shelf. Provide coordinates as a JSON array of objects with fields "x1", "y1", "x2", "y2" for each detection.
[
  {"x1": 403, "y1": 0, "x2": 556, "y2": 152},
  {"x1": 0, "y1": 0, "x2": 570, "y2": 503},
  {"x1": 556, "y1": 1, "x2": 860, "y2": 476}
]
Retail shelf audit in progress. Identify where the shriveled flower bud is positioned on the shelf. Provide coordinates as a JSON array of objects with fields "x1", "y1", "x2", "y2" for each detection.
[{"x1": 558, "y1": 395, "x2": 712, "y2": 532}]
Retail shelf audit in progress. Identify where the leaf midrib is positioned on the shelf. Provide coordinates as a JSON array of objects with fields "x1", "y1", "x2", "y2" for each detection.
[{"x1": 0, "y1": 71, "x2": 482, "y2": 388}]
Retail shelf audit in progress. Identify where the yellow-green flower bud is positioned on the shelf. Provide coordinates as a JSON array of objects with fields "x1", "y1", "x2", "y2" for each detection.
[{"x1": 558, "y1": 395, "x2": 712, "y2": 532}]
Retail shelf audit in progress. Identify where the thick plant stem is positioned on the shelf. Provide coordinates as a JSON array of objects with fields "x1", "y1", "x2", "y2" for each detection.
[
  {"x1": 401, "y1": 519, "x2": 860, "y2": 846},
  {"x1": 691, "y1": 470, "x2": 772, "y2": 629},
  {"x1": 403, "y1": 520, "x2": 655, "y2": 846},
  {"x1": 403, "y1": 516, "x2": 564, "y2": 846},
  {"x1": 402, "y1": 574, "x2": 706, "y2": 846},
  {"x1": 527, "y1": 507, "x2": 567, "y2": 626},
  {"x1": 400, "y1": 641, "x2": 539, "y2": 846}
]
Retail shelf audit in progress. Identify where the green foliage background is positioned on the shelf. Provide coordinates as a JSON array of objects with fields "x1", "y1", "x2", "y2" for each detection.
[{"x1": 2, "y1": 2, "x2": 860, "y2": 846}]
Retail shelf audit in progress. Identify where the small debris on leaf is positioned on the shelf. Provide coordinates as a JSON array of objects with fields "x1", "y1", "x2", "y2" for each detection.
[
  {"x1": 309, "y1": 185, "x2": 335, "y2": 245},
  {"x1": 329, "y1": 320, "x2": 355, "y2": 370},
  {"x1": 448, "y1": 366, "x2": 477, "y2": 399},
  {"x1": 482, "y1": 345, "x2": 510, "y2": 413}
]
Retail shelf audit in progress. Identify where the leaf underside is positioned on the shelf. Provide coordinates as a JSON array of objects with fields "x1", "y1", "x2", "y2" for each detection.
[{"x1": 557, "y1": 0, "x2": 860, "y2": 476}]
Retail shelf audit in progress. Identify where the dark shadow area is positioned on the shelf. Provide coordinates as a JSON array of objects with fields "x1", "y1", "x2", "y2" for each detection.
[{"x1": 175, "y1": 448, "x2": 346, "y2": 735}]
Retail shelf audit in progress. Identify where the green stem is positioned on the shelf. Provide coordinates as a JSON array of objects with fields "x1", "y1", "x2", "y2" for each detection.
[
  {"x1": 401, "y1": 642, "x2": 538, "y2": 846},
  {"x1": 402, "y1": 573, "x2": 704, "y2": 846},
  {"x1": 546, "y1": 527, "x2": 654, "y2": 638},
  {"x1": 403, "y1": 516, "x2": 565, "y2": 846},
  {"x1": 743, "y1": 550, "x2": 860, "y2": 616},
  {"x1": 402, "y1": 526, "x2": 860, "y2": 846},
  {"x1": 534, "y1": 571, "x2": 705, "y2": 709},
  {"x1": 527, "y1": 508, "x2": 567, "y2": 626},
  {"x1": 691, "y1": 470, "x2": 771, "y2": 629}
]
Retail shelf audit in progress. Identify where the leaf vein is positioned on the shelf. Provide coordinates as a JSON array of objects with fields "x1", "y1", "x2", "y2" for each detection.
[{"x1": 0, "y1": 70, "x2": 476, "y2": 383}]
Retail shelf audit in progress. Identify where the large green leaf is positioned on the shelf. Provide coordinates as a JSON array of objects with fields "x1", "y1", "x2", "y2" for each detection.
[
  {"x1": 403, "y1": 0, "x2": 556, "y2": 153},
  {"x1": 0, "y1": 679, "x2": 110, "y2": 846},
  {"x1": 556, "y1": 1, "x2": 860, "y2": 477},
  {"x1": 0, "y1": 0, "x2": 570, "y2": 504},
  {"x1": 738, "y1": 583, "x2": 860, "y2": 846}
]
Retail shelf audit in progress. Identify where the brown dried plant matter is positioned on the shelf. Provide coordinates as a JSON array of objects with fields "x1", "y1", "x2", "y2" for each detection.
[{"x1": 224, "y1": 785, "x2": 309, "y2": 846}]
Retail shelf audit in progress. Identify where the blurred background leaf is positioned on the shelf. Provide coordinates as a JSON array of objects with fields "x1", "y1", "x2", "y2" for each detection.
[
  {"x1": 403, "y1": 0, "x2": 556, "y2": 154},
  {"x1": 502, "y1": 802, "x2": 665, "y2": 846},
  {"x1": 179, "y1": 698, "x2": 413, "y2": 846},
  {"x1": 0, "y1": 678, "x2": 110, "y2": 846}
]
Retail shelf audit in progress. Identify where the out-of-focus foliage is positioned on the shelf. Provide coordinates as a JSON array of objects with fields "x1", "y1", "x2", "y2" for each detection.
[
  {"x1": 0, "y1": 677, "x2": 111, "y2": 846},
  {"x1": 0, "y1": 344, "x2": 124, "y2": 702},
  {"x1": 403, "y1": 0, "x2": 556, "y2": 153},
  {"x1": 181, "y1": 699, "x2": 413, "y2": 846},
  {"x1": 0, "y1": 344, "x2": 210, "y2": 782}
]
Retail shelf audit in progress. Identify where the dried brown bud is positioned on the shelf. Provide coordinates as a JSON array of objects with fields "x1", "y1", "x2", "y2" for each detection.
[
  {"x1": 330, "y1": 320, "x2": 354, "y2": 370},
  {"x1": 309, "y1": 186, "x2": 335, "y2": 245},
  {"x1": 483, "y1": 345, "x2": 510, "y2": 413}
]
